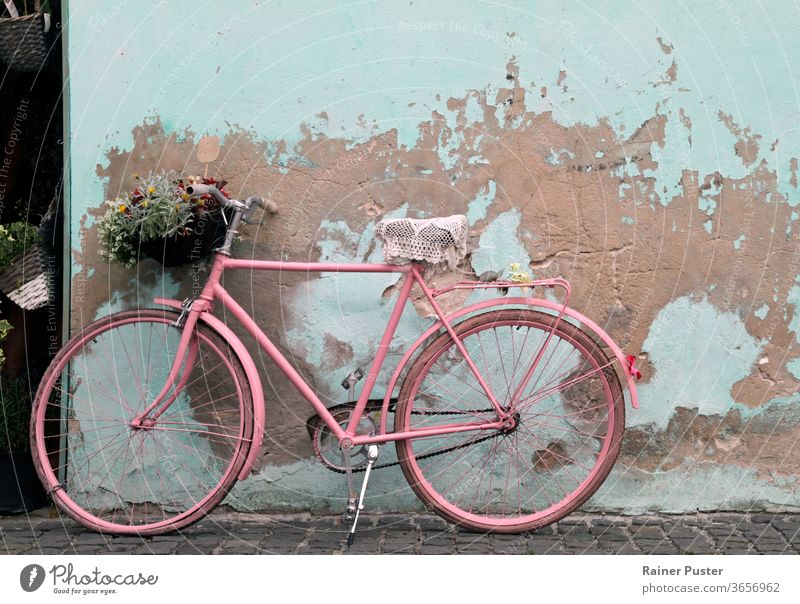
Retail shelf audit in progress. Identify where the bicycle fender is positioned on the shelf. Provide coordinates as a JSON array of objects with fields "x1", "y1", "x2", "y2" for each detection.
[
  {"x1": 154, "y1": 298, "x2": 265, "y2": 480},
  {"x1": 379, "y1": 296, "x2": 640, "y2": 435}
]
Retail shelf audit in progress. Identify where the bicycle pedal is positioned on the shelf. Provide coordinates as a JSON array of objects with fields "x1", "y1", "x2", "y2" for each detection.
[{"x1": 340, "y1": 368, "x2": 364, "y2": 390}]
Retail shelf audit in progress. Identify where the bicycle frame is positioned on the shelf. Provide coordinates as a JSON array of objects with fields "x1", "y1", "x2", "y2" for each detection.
[{"x1": 145, "y1": 251, "x2": 640, "y2": 480}]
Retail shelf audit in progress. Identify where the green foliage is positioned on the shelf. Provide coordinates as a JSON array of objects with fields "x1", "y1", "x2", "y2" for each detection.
[
  {"x1": 0, "y1": 318, "x2": 10, "y2": 368},
  {"x1": 97, "y1": 171, "x2": 227, "y2": 267},
  {"x1": 0, "y1": 222, "x2": 40, "y2": 272},
  {"x1": 0, "y1": 377, "x2": 30, "y2": 452}
]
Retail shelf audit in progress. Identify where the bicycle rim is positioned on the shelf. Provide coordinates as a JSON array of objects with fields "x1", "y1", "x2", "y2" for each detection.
[
  {"x1": 395, "y1": 309, "x2": 625, "y2": 533},
  {"x1": 31, "y1": 310, "x2": 254, "y2": 535}
]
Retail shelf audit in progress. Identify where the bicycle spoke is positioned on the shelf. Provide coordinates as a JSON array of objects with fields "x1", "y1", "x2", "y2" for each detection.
[
  {"x1": 33, "y1": 312, "x2": 251, "y2": 534},
  {"x1": 397, "y1": 309, "x2": 624, "y2": 531}
]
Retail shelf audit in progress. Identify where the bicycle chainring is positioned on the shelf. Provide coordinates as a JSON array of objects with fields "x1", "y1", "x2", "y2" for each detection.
[{"x1": 312, "y1": 408, "x2": 378, "y2": 472}]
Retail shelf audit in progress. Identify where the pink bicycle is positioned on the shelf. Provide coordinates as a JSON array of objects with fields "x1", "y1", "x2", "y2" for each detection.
[{"x1": 31, "y1": 184, "x2": 640, "y2": 541}]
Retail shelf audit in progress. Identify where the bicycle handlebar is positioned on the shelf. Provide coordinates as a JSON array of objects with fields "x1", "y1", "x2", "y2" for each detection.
[
  {"x1": 184, "y1": 183, "x2": 234, "y2": 207},
  {"x1": 185, "y1": 183, "x2": 279, "y2": 216}
]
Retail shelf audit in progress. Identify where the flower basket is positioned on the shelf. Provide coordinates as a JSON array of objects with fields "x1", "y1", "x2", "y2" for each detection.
[
  {"x1": 0, "y1": 243, "x2": 52, "y2": 311},
  {"x1": 0, "y1": 2, "x2": 52, "y2": 73},
  {"x1": 139, "y1": 207, "x2": 229, "y2": 266},
  {"x1": 97, "y1": 172, "x2": 233, "y2": 268}
]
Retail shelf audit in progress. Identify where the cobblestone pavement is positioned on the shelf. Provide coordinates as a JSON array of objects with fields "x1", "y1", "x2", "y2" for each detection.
[{"x1": 1, "y1": 509, "x2": 798, "y2": 555}]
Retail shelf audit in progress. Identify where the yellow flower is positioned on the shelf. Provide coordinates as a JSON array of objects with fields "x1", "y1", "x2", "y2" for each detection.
[
  {"x1": 142, "y1": 200, "x2": 148, "y2": 208},
  {"x1": 147, "y1": 186, "x2": 156, "y2": 194},
  {"x1": 181, "y1": 192, "x2": 189, "y2": 201},
  {"x1": 118, "y1": 204, "x2": 127, "y2": 213},
  {"x1": 508, "y1": 262, "x2": 532, "y2": 285},
  {"x1": 196, "y1": 199, "x2": 205, "y2": 206}
]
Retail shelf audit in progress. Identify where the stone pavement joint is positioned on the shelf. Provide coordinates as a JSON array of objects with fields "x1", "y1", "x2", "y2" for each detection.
[{"x1": 0, "y1": 509, "x2": 798, "y2": 555}]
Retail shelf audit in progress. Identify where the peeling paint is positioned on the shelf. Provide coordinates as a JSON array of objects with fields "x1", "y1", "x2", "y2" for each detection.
[
  {"x1": 634, "y1": 296, "x2": 764, "y2": 430},
  {"x1": 471, "y1": 209, "x2": 530, "y2": 276},
  {"x1": 467, "y1": 179, "x2": 496, "y2": 225},
  {"x1": 65, "y1": 0, "x2": 800, "y2": 512}
]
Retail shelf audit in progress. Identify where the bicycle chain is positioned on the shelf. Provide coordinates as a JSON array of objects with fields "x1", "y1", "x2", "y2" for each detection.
[{"x1": 325, "y1": 405, "x2": 502, "y2": 474}]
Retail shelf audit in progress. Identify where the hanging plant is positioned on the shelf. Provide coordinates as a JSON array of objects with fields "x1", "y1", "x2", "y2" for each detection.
[{"x1": 97, "y1": 171, "x2": 231, "y2": 267}]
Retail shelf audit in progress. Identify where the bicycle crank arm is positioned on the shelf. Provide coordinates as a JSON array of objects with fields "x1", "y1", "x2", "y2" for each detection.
[{"x1": 342, "y1": 443, "x2": 357, "y2": 521}]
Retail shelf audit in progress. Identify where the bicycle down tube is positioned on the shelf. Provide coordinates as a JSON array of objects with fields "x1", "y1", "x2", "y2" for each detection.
[{"x1": 149, "y1": 254, "x2": 506, "y2": 448}]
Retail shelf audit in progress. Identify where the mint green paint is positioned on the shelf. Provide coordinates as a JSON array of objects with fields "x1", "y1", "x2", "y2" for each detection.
[
  {"x1": 464, "y1": 95, "x2": 484, "y2": 125},
  {"x1": 733, "y1": 391, "x2": 800, "y2": 422},
  {"x1": 66, "y1": 1, "x2": 800, "y2": 512},
  {"x1": 650, "y1": 102, "x2": 693, "y2": 203},
  {"x1": 66, "y1": 1, "x2": 800, "y2": 256},
  {"x1": 621, "y1": 216, "x2": 634, "y2": 225},
  {"x1": 703, "y1": 219, "x2": 714, "y2": 234},
  {"x1": 634, "y1": 296, "x2": 764, "y2": 430},
  {"x1": 228, "y1": 455, "x2": 422, "y2": 514},
  {"x1": 226, "y1": 428, "x2": 800, "y2": 514},
  {"x1": 470, "y1": 209, "x2": 530, "y2": 277},
  {"x1": 543, "y1": 3, "x2": 800, "y2": 206},
  {"x1": 786, "y1": 359, "x2": 800, "y2": 380},
  {"x1": 590, "y1": 463, "x2": 800, "y2": 514},
  {"x1": 285, "y1": 204, "x2": 430, "y2": 400},
  {"x1": 733, "y1": 234, "x2": 746, "y2": 250},
  {"x1": 544, "y1": 148, "x2": 574, "y2": 166},
  {"x1": 789, "y1": 283, "x2": 800, "y2": 342},
  {"x1": 698, "y1": 194, "x2": 717, "y2": 215},
  {"x1": 467, "y1": 179, "x2": 496, "y2": 226},
  {"x1": 754, "y1": 303, "x2": 769, "y2": 319}
]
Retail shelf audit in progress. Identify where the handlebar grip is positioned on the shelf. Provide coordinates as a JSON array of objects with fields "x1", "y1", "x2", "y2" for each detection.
[{"x1": 241, "y1": 196, "x2": 277, "y2": 224}]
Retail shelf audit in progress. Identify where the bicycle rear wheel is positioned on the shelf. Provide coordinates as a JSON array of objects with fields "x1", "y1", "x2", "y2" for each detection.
[
  {"x1": 395, "y1": 308, "x2": 625, "y2": 533},
  {"x1": 31, "y1": 309, "x2": 254, "y2": 535}
]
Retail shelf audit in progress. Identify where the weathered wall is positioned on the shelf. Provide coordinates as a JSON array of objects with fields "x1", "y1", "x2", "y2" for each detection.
[{"x1": 66, "y1": 0, "x2": 800, "y2": 513}]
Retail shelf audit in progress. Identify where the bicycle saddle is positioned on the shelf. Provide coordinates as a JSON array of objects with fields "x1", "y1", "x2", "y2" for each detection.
[{"x1": 374, "y1": 214, "x2": 468, "y2": 269}]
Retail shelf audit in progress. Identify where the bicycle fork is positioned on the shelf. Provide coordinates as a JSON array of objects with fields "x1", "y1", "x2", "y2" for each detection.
[
  {"x1": 343, "y1": 442, "x2": 380, "y2": 547},
  {"x1": 131, "y1": 298, "x2": 202, "y2": 429}
]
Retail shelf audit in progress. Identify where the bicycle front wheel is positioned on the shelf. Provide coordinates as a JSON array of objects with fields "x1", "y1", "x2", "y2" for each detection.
[
  {"x1": 31, "y1": 309, "x2": 254, "y2": 535},
  {"x1": 395, "y1": 309, "x2": 625, "y2": 533}
]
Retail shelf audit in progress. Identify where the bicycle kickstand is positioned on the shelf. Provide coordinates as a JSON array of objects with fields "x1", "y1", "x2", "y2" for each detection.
[{"x1": 346, "y1": 444, "x2": 379, "y2": 547}]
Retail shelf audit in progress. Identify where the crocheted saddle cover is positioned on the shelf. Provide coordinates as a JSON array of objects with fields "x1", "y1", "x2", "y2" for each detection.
[{"x1": 374, "y1": 215, "x2": 468, "y2": 269}]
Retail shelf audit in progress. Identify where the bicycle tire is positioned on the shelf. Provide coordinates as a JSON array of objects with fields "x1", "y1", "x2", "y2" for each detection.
[
  {"x1": 30, "y1": 309, "x2": 255, "y2": 535},
  {"x1": 395, "y1": 308, "x2": 625, "y2": 533}
]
